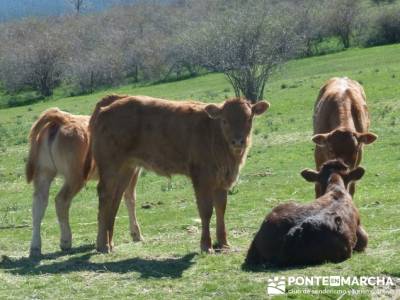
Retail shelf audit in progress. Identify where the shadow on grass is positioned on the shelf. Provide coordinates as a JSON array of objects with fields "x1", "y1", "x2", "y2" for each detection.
[
  {"x1": 241, "y1": 262, "x2": 309, "y2": 273},
  {"x1": 0, "y1": 224, "x2": 30, "y2": 230},
  {"x1": 0, "y1": 244, "x2": 197, "y2": 279}
]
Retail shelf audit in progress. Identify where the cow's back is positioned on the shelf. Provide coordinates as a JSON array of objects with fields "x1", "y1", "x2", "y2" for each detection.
[
  {"x1": 92, "y1": 96, "x2": 226, "y2": 178},
  {"x1": 283, "y1": 193, "x2": 358, "y2": 265},
  {"x1": 28, "y1": 110, "x2": 96, "y2": 182},
  {"x1": 314, "y1": 77, "x2": 370, "y2": 134},
  {"x1": 283, "y1": 212, "x2": 352, "y2": 265}
]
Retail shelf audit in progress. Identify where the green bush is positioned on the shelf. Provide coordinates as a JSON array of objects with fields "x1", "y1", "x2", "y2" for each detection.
[{"x1": 363, "y1": 5, "x2": 400, "y2": 46}]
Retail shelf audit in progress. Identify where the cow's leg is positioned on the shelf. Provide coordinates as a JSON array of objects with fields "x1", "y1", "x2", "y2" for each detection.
[
  {"x1": 354, "y1": 225, "x2": 368, "y2": 252},
  {"x1": 96, "y1": 158, "x2": 127, "y2": 252},
  {"x1": 55, "y1": 179, "x2": 83, "y2": 251},
  {"x1": 30, "y1": 170, "x2": 55, "y2": 257},
  {"x1": 193, "y1": 181, "x2": 214, "y2": 253},
  {"x1": 124, "y1": 168, "x2": 143, "y2": 242},
  {"x1": 97, "y1": 174, "x2": 117, "y2": 253},
  {"x1": 213, "y1": 189, "x2": 229, "y2": 250},
  {"x1": 108, "y1": 169, "x2": 133, "y2": 250}
]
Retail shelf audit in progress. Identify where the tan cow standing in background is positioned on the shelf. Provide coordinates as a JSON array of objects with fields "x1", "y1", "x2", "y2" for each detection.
[
  {"x1": 84, "y1": 95, "x2": 269, "y2": 253},
  {"x1": 26, "y1": 99, "x2": 143, "y2": 257},
  {"x1": 312, "y1": 77, "x2": 377, "y2": 197}
]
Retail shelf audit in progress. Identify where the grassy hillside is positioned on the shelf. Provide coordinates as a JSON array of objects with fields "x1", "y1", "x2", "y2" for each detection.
[{"x1": 0, "y1": 44, "x2": 399, "y2": 299}]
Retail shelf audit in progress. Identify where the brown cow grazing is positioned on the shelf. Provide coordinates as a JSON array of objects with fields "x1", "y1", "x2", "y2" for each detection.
[
  {"x1": 85, "y1": 95, "x2": 269, "y2": 253},
  {"x1": 245, "y1": 159, "x2": 368, "y2": 267},
  {"x1": 312, "y1": 77, "x2": 377, "y2": 196},
  {"x1": 26, "y1": 101, "x2": 143, "y2": 257}
]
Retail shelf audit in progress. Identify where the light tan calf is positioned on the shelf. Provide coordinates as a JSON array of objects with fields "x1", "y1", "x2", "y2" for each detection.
[{"x1": 26, "y1": 104, "x2": 142, "y2": 257}]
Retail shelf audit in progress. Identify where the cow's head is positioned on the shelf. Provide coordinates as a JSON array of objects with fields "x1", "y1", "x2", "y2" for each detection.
[
  {"x1": 205, "y1": 98, "x2": 269, "y2": 155},
  {"x1": 312, "y1": 128, "x2": 377, "y2": 167},
  {"x1": 301, "y1": 159, "x2": 365, "y2": 195}
]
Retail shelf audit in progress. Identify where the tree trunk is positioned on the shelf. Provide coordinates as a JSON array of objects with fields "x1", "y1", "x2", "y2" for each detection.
[
  {"x1": 244, "y1": 89, "x2": 258, "y2": 104},
  {"x1": 38, "y1": 73, "x2": 52, "y2": 97},
  {"x1": 133, "y1": 65, "x2": 138, "y2": 82},
  {"x1": 341, "y1": 32, "x2": 350, "y2": 49}
]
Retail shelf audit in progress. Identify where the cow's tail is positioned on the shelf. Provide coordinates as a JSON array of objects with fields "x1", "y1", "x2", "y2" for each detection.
[
  {"x1": 83, "y1": 94, "x2": 128, "y2": 180},
  {"x1": 26, "y1": 108, "x2": 70, "y2": 183}
]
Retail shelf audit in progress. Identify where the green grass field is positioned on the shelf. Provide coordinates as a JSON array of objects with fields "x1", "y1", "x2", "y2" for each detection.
[{"x1": 0, "y1": 44, "x2": 399, "y2": 299}]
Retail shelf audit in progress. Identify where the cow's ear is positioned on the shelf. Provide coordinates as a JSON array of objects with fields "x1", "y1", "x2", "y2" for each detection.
[
  {"x1": 357, "y1": 132, "x2": 377, "y2": 145},
  {"x1": 252, "y1": 101, "x2": 270, "y2": 116},
  {"x1": 346, "y1": 166, "x2": 365, "y2": 182},
  {"x1": 204, "y1": 104, "x2": 222, "y2": 119},
  {"x1": 301, "y1": 168, "x2": 319, "y2": 182},
  {"x1": 312, "y1": 133, "x2": 328, "y2": 147}
]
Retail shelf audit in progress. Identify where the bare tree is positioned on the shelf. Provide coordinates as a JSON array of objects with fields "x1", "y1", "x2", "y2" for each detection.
[
  {"x1": 327, "y1": 0, "x2": 361, "y2": 48},
  {"x1": 183, "y1": 1, "x2": 303, "y2": 103},
  {"x1": 293, "y1": 0, "x2": 329, "y2": 56},
  {"x1": 67, "y1": 0, "x2": 87, "y2": 15},
  {"x1": 63, "y1": 15, "x2": 126, "y2": 93},
  {"x1": 1, "y1": 0, "x2": 362, "y2": 102},
  {"x1": 0, "y1": 19, "x2": 67, "y2": 97}
]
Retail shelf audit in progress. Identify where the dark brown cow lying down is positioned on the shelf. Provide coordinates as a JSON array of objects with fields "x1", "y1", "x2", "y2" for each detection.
[
  {"x1": 245, "y1": 160, "x2": 368, "y2": 267},
  {"x1": 313, "y1": 77, "x2": 377, "y2": 197},
  {"x1": 85, "y1": 95, "x2": 269, "y2": 253}
]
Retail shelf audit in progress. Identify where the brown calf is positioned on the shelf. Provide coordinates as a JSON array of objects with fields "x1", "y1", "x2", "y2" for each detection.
[
  {"x1": 85, "y1": 95, "x2": 269, "y2": 253},
  {"x1": 26, "y1": 102, "x2": 143, "y2": 257},
  {"x1": 313, "y1": 77, "x2": 377, "y2": 196},
  {"x1": 245, "y1": 160, "x2": 368, "y2": 267}
]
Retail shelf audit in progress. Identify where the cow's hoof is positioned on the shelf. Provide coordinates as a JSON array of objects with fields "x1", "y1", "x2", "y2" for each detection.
[
  {"x1": 60, "y1": 240, "x2": 72, "y2": 251},
  {"x1": 131, "y1": 234, "x2": 144, "y2": 242},
  {"x1": 200, "y1": 246, "x2": 214, "y2": 254},
  {"x1": 213, "y1": 243, "x2": 230, "y2": 253},
  {"x1": 96, "y1": 244, "x2": 111, "y2": 254},
  {"x1": 29, "y1": 248, "x2": 42, "y2": 258}
]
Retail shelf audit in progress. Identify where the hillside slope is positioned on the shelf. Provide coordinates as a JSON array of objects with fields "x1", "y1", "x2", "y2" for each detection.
[{"x1": 0, "y1": 44, "x2": 399, "y2": 299}]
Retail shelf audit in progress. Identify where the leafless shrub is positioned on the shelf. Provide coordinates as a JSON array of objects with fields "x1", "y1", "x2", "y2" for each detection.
[
  {"x1": 360, "y1": 4, "x2": 400, "y2": 46},
  {"x1": 0, "y1": 19, "x2": 67, "y2": 97},
  {"x1": 325, "y1": 0, "x2": 362, "y2": 49},
  {"x1": 293, "y1": 0, "x2": 329, "y2": 56},
  {"x1": 182, "y1": 0, "x2": 304, "y2": 102},
  {"x1": 0, "y1": 0, "x2": 398, "y2": 101}
]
